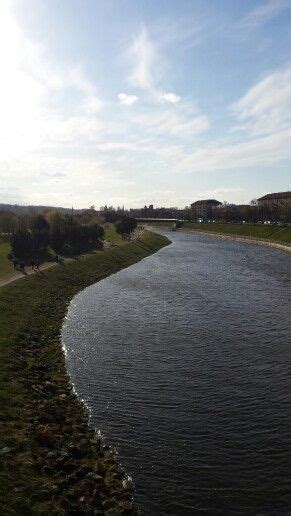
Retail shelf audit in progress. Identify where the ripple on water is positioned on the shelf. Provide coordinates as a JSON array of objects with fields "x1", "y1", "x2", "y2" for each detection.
[{"x1": 62, "y1": 232, "x2": 290, "y2": 515}]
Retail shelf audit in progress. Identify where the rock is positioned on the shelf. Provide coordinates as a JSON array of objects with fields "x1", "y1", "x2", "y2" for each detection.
[
  {"x1": 101, "y1": 498, "x2": 115, "y2": 510},
  {"x1": 42, "y1": 465, "x2": 54, "y2": 475},
  {"x1": 44, "y1": 381, "x2": 58, "y2": 392},
  {"x1": 90, "y1": 438, "x2": 100, "y2": 447},
  {"x1": 36, "y1": 489, "x2": 52, "y2": 500},
  {"x1": 0, "y1": 447, "x2": 12, "y2": 456},
  {"x1": 122, "y1": 477, "x2": 133, "y2": 490},
  {"x1": 14, "y1": 487, "x2": 25, "y2": 493},
  {"x1": 86, "y1": 472, "x2": 104, "y2": 483},
  {"x1": 46, "y1": 450, "x2": 58, "y2": 459}
]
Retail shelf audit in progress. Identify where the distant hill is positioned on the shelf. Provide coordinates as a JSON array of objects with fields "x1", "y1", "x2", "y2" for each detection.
[{"x1": 0, "y1": 203, "x2": 84, "y2": 215}]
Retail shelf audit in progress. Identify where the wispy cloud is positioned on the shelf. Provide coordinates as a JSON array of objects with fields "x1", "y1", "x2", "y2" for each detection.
[
  {"x1": 131, "y1": 109, "x2": 209, "y2": 137},
  {"x1": 232, "y1": 66, "x2": 291, "y2": 135},
  {"x1": 128, "y1": 25, "x2": 181, "y2": 104},
  {"x1": 183, "y1": 128, "x2": 291, "y2": 171},
  {"x1": 129, "y1": 25, "x2": 156, "y2": 91},
  {"x1": 240, "y1": 0, "x2": 291, "y2": 28},
  {"x1": 0, "y1": 1, "x2": 103, "y2": 161},
  {"x1": 1, "y1": 1, "x2": 290, "y2": 208}
]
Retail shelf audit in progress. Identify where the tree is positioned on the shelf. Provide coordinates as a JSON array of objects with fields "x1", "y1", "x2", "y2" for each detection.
[
  {"x1": 31, "y1": 215, "x2": 50, "y2": 255},
  {"x1": 50, "y1": 226, "x2": 64, "y2": 255},
  {"x1": 115, "y1": 217, "x2": 137, "y2": 236},
  {"x1": 47, "y1": 212, "x2": 68, "y2": 255},
  {"x1": 31, "y1": 215, "x2": 49, "y2": 232},
  {"x1": 10, "y1": 230, "x2": 33, "y2": 260},
  {"x1": 0, "y1": 211, "x2": 18, "y2": 234},
  {"x1": 88, "y1": 223, "x2": 105, "y2": 242}
]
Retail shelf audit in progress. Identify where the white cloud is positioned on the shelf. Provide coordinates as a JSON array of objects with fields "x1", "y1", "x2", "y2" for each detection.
[
  {"x1": 1, "y1": 3, "x2": 290, "y2": 208},
  {"x1": 232, "y1": 66, "x2": 291, "y2": 136},
  {"x1": 0, "y1": 2, "x2": 102, "y2": 161},
  {"x1": 97, "y1": 141, "x2": 137, "y2": 151},
  {"x1": 160, "y1": 92, "x2": 181, "y2": 103},
  {"x1": 118, "y1": 92, "x2": 138, "y2": 105},
  {"x1": 131, "y1": 109, "x2": 209, "y2": 137},
  {"x1": 130, "y1": 25, "x2": 156, "y2": 90},
  {"x1": 183, "y1": 128, "x2": 291, "y2": 171},
  {"x1": 128, "y1": 25, "x2": 181, "y2": 103},
  {"x1": 241, "y1": 0, "x2": 291, "y2": 28}
]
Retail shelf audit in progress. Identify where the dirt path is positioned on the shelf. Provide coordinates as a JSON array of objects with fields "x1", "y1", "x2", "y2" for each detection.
[{"x1": 0, "y1": 261, "x2": 60, "y2": 288}]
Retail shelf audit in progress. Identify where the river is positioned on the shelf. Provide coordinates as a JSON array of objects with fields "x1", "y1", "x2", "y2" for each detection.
[{"x1": 62, "y1": 231, "x2": 290, "y2": 515}]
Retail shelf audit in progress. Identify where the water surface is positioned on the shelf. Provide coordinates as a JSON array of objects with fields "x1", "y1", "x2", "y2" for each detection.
[{"x1": 62, "y1": 232, "x2": 290, "y2": 515}]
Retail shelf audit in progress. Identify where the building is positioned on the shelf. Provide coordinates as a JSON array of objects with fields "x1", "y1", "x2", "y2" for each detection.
[
  {"x1": 257, "y1": 192, "x2": 291, "y2": 208},
  {"x1": 191, "y1": 199, "x2": 222, "y2": 219}
]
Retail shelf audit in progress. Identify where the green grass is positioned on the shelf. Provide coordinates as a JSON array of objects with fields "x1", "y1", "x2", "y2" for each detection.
[
  {"x1": 182, "y1": 222, "x2": 291, "y2": 244},
  {"x1": 0, "y1": 231, "x2": 169, "y2": 514},
  {"x1": 0, "y1": 224, "x2": 123, "y2": 284},
  {"x1": 103, "y1": 222, "x2": 124, "y2": 245},
  {"x1": 0, "y1": 242, "x2": 13, "y2": 280}
]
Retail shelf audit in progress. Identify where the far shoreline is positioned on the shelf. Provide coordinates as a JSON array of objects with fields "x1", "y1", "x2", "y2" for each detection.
[
  {"x1": 180, "y1": 228, "x2": 291, "y2": 253},
  {"x1": 146, "y1": 224, "x2": 291, "y2": 253}
]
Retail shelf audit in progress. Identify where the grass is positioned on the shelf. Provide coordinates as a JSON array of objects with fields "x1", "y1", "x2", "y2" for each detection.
[
  {"x1": 182, "y1": 222, "x2": 291, "y2": 244},
  {"x1": 146, "y1": 221, "x2": 291, "y2": 245},
  {"x1": 103, "y1": 222, "x2": 124, "y2": 245},
  {"x1": 0, "y1": 230, "x2": 169, "y2": 514},
  {"x1": 0, "y1": 224, "x2": 124, "y2": 284},
  {"x1": 0, "y1": 242, "x2": 13, "y2": 281}
]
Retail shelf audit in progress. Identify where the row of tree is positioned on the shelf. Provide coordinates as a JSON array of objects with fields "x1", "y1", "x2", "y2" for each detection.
[
  {"x1": 186, "y1": 201, "x2": 291, "y2": 223},
  {"x1": 10, "y1": 213, "x2": 105, "y2": 262},
  {"x1": 6, "y1": 211, "x2": 138, "y2": 262}
]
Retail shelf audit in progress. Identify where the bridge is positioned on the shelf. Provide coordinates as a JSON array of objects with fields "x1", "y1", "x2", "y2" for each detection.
[{"x1": 135, "y1": 217, "x2": 183, "y2": 223}]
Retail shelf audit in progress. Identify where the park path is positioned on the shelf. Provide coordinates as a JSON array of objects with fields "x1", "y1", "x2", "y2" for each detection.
[
  {"x1": 0, "y1": 231, "x2": 145, "y2": 289},
  {"x1": 0, "y1": 261, "x2": 60, "y2": 288}
]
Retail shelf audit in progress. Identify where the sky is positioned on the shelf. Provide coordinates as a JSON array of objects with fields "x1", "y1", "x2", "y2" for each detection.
[{"x1": 0, "y1": 0, "x2": 291, "y2": 209}]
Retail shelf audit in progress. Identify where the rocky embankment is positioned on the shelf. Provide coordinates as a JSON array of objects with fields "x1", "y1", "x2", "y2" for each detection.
[{"x1": 11, "y1": 328, "x2": 138, "y2": 514}]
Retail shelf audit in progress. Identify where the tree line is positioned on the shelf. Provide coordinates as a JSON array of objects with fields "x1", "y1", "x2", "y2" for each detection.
[
  {"x1": 0, "y1": 209, "x2": 138, "y2": 263},
  {"x1": 7, "y1": 212, "x2": 105, "y2": 263}
]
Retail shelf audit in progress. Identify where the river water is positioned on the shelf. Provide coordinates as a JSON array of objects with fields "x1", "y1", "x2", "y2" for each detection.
[{"x1": 62, "y1": 231, "x2": 290, "y2": 515}]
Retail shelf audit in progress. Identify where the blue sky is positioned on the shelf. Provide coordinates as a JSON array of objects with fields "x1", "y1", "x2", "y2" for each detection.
[{"x1": 0, "y1": 0, "x2": 291, "y2": 208}]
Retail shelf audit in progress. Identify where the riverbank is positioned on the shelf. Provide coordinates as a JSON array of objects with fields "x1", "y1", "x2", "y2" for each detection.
[
  {"x1": 0, "y1": 231, "x2": 170, "y2": 514},
  {"x1": 146, "y1": 222, "x2": 291, "y2": 252},
  {"x1": 181, "y1": 228, "x2": 291, "y2": 252},
  {"x1": 182, "y1": 222, "x2": 291, "y2": 247}
]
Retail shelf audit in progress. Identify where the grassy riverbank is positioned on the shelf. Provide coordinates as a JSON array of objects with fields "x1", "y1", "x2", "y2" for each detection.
[
  {"x1": 147, "y1": 221, "x2": 291, "y2": 245},
  {"x1": 0, "y1": 231, "x2": 169, "y2": 515},
  {"x1": 183, "y1": 222, "x2": 291, "y2": 244}
]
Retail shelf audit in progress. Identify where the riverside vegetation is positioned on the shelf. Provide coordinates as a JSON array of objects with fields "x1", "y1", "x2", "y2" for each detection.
[
  {"x1": 183, "y1": 222, "x2": 291, "y2": 244},
  {"x1": 0, "y1": 230, "x2": 169, "y2": 514},
  {"x1": 148, "y1": 221, "x2": 291, "y2": 245}
]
